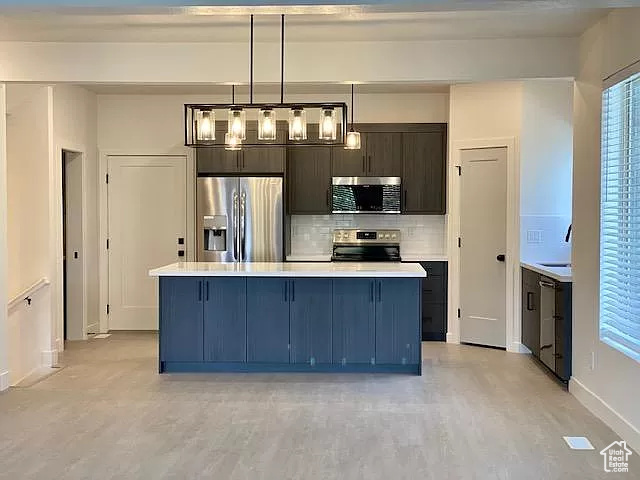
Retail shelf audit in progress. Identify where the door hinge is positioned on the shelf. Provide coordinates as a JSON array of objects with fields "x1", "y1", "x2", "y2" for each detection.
[
  {"x1": 105, "y1": 173, "x2": 109, "y2": 184},
  {"x1": 456, "y1": 166, "x2": 462, "y2": 176},
  {"x1": 457, "y1": 308, "x2": 461, "y2": 318},
  {"x1": 106, "y1": 304, "x2": 110, "y2": 315},
  {"x1": 458, "y1": 237, "x2": 462, "y2": 248},
  {"x1": 106, "y1": 238, "x2": 110, "y2": 250}
]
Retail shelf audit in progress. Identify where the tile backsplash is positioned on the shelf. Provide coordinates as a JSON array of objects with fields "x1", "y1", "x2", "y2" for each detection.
[
  {"x1": 290, "y1": 215, "x2": 447, "y2": 257},
  {"x1": 520, "y1": 215, "x2": 572, "y2": 263}
]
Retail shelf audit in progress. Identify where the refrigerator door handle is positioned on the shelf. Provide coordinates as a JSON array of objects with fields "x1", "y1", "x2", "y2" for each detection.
[
  {"x1": 232, "y1": 191, "x2": 239, "y2": 262},
  {"x1": 240, "y1": 191, "x2": 247, "y2": 262}
]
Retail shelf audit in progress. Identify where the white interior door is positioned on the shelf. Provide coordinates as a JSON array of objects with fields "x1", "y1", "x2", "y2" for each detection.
[
  {"x1": 108, "y1": 156, "x2": 186, "y2": 331},
  {"x1": 64, "y1": 151, "x2": 85, "y2": 340},
  {"x1": 459, "y1": 147, "x2": 507, "y2": 348}
]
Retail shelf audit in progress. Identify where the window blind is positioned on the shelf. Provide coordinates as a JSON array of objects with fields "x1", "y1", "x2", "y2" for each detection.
[{"x1": 600, "y1": 70, "x2": 640, "y2": 363}]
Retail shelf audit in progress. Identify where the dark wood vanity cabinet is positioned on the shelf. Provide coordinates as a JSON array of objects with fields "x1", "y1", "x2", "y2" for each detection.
[
  {"x1": 521, "y1": 267, "x2": 541, "y2": 356},
  {"x1": 287, "y1": 147, "x2": 332, "y2": 214}
]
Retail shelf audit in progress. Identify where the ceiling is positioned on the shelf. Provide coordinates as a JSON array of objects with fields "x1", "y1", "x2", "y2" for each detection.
[{"x1": 0, "y1": 7, "x2": 611, "y2": 43}]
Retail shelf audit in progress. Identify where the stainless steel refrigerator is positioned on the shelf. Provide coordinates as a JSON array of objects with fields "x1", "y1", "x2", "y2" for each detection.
[{"x1": 197, "y1": 177, "x2": 283, "y2": 262}]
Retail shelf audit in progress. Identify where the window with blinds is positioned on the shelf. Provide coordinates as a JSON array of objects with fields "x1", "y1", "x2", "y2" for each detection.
[{"x1": 600, "y1": 70, "x2": 640, "y2": 363}]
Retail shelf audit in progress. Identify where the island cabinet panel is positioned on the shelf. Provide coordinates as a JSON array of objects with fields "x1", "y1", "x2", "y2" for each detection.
[
  {"x1": 375, "y1": 279, "x2": 421, "y2": 365},
  {"x1": 246, "y1": 278, "x2": 291, "y2": 363},
  {"x1": 289, "y1": 278, "x2": 333, "y2": 365},
  {"x1": 332, "y1": 278, "x2": 376, "y2": 364},
  {"x1": 159, "y1": 277, "x2": 204, "y2": 363},
  {"x1": 203, "y1": 278, "x2": 247, "y2": 362}
]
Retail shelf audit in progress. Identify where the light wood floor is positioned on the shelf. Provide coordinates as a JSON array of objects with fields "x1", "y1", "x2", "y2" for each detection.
[{"x1": 0, "y1": 332, "x2": 635, "y2": 479}]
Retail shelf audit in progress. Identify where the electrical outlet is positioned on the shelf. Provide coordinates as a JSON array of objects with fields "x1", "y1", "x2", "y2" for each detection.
[
  {"x1": 591, "y1": 351, "x2": 596, "y2": 370},
  {"x1": 527, "y1": 230, "x2": 544, "y2": 244}
]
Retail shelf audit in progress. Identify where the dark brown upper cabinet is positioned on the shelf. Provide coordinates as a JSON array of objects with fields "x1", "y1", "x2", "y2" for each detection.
[
  {"x1": 332, "y1": 128, "x2": 402, "y2": 177},
  {"x1": 402, "y1": 125, "x2": 447, "y2": 214},
  {"x1": 196, "y1": 126, "x2": 285, "y2": 175},
  {"x1": 287, "y1": 146, "x2": 332, "y2": 215}
]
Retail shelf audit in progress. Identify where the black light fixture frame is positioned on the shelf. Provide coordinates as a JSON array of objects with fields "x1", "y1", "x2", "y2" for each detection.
[{"x1": 184, "y1": 14, "x2": 348, "y2": 148}]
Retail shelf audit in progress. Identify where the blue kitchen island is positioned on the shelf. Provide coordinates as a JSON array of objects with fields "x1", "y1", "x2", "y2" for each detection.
[{"x1": 149, "y1": 262, "x2": 426, "y2": 375}]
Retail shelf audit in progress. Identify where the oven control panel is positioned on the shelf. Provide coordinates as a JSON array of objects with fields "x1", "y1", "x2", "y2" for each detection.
[{"x1": 332, "y1": 229, "x2": 400, "y2": 245}]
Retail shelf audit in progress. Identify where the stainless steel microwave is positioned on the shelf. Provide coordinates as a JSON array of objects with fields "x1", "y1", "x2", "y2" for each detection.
[{"x1": 332, "y1": 177, "x2": 401, "y2": 214}]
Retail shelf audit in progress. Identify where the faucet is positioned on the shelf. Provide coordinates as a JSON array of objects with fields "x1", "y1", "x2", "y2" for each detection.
[{"x1": 565, "y1": 224, "x2": 572, "y2": 243}]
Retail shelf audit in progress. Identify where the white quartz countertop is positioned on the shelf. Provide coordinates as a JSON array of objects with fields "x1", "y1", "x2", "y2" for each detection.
[
  {"x1": 149, "y1": 262, "x2": 427, "y2": 278},
  {"x1": 521, "y1": 261, "x2": 572, "y2": 283},
  {"x1": 285, "y1": 254, "x2": 448, "y2": 262}
]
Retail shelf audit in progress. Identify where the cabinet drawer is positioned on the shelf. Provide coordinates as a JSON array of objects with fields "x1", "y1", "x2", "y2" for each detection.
[{"x1": 421, "y1": 276, "x2": 445, "y2": 303}]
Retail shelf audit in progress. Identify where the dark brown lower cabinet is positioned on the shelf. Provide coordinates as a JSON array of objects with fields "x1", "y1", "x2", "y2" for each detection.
[{"x1": 521, "y1": 267, "x2": 541, "y2": 356}]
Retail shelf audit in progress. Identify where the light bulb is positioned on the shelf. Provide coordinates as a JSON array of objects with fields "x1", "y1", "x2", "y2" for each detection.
[
  {"x1": 232, "y1": 117, "x2": 242, "y2": 136},
  {"x1": 293, "y1": 117, "x2": 302, "y2": 134},
  {"x1": 263, "y1": 118, "x2": 273, "y2": 134},
  {"x1": 289, "y1": 108, "x2": 307, "y2": 140}
]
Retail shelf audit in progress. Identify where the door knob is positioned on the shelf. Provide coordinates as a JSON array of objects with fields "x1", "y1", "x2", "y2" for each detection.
[{"x1": 496, "y1": 254, "x2": 506, "y2": 262}]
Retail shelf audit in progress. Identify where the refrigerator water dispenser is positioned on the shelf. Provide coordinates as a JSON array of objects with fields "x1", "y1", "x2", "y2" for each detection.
[{"x1": 203, "y1": 215, "x2": 227, "y2": 251}]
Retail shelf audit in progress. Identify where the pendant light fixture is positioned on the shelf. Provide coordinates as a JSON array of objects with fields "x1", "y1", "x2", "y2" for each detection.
[
  {"x1": 345, "y1": 84, "x2": 361, "y2": 150},
  {"x1": 258, "y1": 108, "x2": 277, "y2": 140},
  {"x1": 319, "y1": 106, "x2": 337, "y2": 141},
  {"x1": 225, "y1": 85, "x2": 243, "y2": 150},
  {"x1": 195, "y1": 109, "x2": 215, "y2": 141},
  {"x1": 184, "y1": 14, "x2": 348, "y2": 148}
]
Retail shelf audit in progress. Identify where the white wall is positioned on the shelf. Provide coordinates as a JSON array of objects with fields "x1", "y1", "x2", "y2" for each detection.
[
  {"x1": 0, "y1": 37, "x2": 577, "y2": 84},
  {"x1": 97, "y1": 91, "x2": 449, "y2": 152},
  {"x1": 0, "y1": 83, "x2": 9, "y2": 392},
  {"x1": 570, "y1": 9, "x2": 640, "y2": 451},
  {"x1": 52, "y1": 85, "x2": 98, "y2": 339},
  {"x1": 5, "y1": 84, "x2": 55, "y2": 384},
  {"x1": 447, "y1": 82, "x2": 522, "y2": 350},
  {"x1": 520, "y1": 80, "x2": 574, "y2": 263}
]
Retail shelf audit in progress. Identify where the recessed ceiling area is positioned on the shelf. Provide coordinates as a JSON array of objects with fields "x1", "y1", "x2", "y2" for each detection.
[
  {"x1": 0, "y1": 8, "x2": 609, "y2": 43},
  {"x1": 79, "y1": 82, "x2": 451, "y2": 96}
]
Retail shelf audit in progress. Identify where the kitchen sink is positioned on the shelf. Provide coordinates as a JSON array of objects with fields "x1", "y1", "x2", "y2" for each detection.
[{"x1": 539, "y1": 262, "x2": 571, "y2": 268}]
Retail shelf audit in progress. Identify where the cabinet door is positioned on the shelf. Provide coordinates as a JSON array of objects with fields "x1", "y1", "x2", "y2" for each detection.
[
  {"x1": 290, "y1": 279, "x2": 333, "y2": 364},
  {"x1": 366, "y1": 132, "x2": 402, "y2": 177},
  {"x1": 402, "y1": 131, "x2": 446, "y2": 214},
  {"x1": 554, "y1": 282, "x2": 572, "y2": 381},
  {"x1": 197, "y1": 148, "x2": 239, "y2": 174},
  {"x1": 203, "y1": 278, "x2": 247, "y2": 362},
  {"x1": 246, "y1": 278, "x2": 290, "y2": 363},
  {"x1": 287, "y1": 147, "x2": 332, "y2": 214},
  {"x1": 240, "y1": 147, "x2": 285, "y2": 174},
  {"x1": 332, "y1": 278, "x2": 376, "y2": 364},
  {"x1": 375, "y1": 279, "x2": 421, "y2": 365},
  {"x1": 521, "y1": 268, "x2": 541, "y2": 356},
  {"x1": 159, "y1": 277, "x2": 204, "y2": 362},
  {"x1": 422, "y1": 303, "x2": 446, "y2": 341},
  {"x1": 332, "y1": 145, "x2": 367, "y2": 177}
]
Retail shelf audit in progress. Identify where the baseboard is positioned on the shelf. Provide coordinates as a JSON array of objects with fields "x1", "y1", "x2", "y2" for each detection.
[
  {"x1": 569, "y1": 377, "x2": 640, "y2": 452},
  {"x1": 446, "y1": 332, "x2": 459, "y2": 344},
  {"x1": 0, "y1": 371, "x2": 9, "y2": 392},
  {"x1": 41, "y1": 349, "x2": 59, "y2": 368},
  {"x1": 508, "y1": 342, "x2": 531, "y2": 354}
]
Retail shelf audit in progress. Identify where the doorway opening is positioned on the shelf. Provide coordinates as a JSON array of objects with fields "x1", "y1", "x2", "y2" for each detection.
[{"x1": 62, "y1": 149, "x2": 85, "y2": 341}]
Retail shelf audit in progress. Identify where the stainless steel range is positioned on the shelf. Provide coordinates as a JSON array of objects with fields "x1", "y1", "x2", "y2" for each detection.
[{"x1": 331, "y1": 229, "x2": 401, "y2": 262}]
